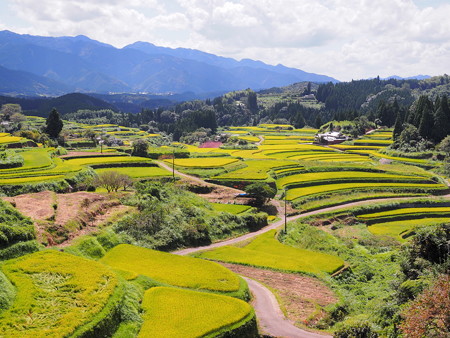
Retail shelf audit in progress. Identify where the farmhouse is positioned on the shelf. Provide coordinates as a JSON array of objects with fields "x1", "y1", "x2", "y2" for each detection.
[{"x1": 314, "y1": 131, "x2": 349, "y2": 144}]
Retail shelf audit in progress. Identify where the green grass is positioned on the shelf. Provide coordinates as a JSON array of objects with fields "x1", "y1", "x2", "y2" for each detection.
[
  {"x1": 100, "y1": 244, "x2": 240, "y2": 292},
  {"x1": 95, "y1": 166, "x2": 171, "y2": 178},
  {"x1": 0, "y1": 250, "x2": 118, "y2": 337},
  {"x1": 196, "y1": 230, "x2": 344, "y2": 275},
  {"x1": 210, "y1": 203, "x2": 252, "y2": 214},
  {"x1": 139, "y1": 287, "x2": 253, "y2": 338}
]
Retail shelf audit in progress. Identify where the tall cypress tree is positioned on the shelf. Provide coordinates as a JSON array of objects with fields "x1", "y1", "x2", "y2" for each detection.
[
  {"x1": 418, "y1": 104, "x2": 434, "y2": 140},
  {"x1": 44, "y1": 108, "x2": 63, "y2": 139},
  {"x1": 393, "y1": 109, "x2": 404, "y2": 140},
  {"x1": 433, "y1": 95, "x2": 450, "y2": 143}
]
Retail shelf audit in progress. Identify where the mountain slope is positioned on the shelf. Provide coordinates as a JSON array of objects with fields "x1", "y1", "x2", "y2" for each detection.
[
  {"x1": 0, "y1": 65, "x2": 72, "y2": 96},
  {"x1": 0, "y1": 30, "x2": 339, "y2": 95}
]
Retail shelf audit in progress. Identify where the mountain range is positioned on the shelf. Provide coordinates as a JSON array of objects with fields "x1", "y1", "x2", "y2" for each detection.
[{"x1": 0, "y1": 30, "x2": 338, "y2": 96}]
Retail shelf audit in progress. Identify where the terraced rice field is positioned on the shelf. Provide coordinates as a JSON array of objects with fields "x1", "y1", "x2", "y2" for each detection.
[
  {"x1": 0, "y1": 250, "x2": 119, "y2": 337},
  {"x1": 139, "y1": 287, "x2": 253, "y2": 338},
  {"x1": 95, "y1": 166, "x2": 171, "y2": 178},
  {"x1": 277, "y1": 170, "x2": 434, "y2": 189},
  {"x1": 165, "y1": 157, "x2": 239, "y2": 168},
  {"x1": 0, "y1": 134, "x2": 23, "y2": 144},
  {"x1": 196, "y1": 230, "x2": 344, "y2": 275},
  {"x1": 100, "y1": 244, "x2": 241, "y2": 292},
  {"x1": 286, "y1": 182, "x2": 447, "y2": 201},
  {"x1": 64, "y1": 155, "x2": 153, "y2": 167},
  {"x1": 213, "y1": 160, "x2": 297, "y2": 180},
  {"x1": 368, "y1": 218, "x2": 450, "y2": 241}
]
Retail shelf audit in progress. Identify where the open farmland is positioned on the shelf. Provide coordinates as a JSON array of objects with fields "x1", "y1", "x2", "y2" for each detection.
[
  {"x1": 213, "y1": 159, "x2": 298, "y2": 180},
  {"x1": 286, "y1": 182, "x2": 447, "y2": 202},
  {"x1": 368, "y1": 218, "x2": 450, "y2": 241},
  {"x1": 0, "y1": 250, "x2": 120, "y2": 337},
  {"x1": 100, "y1": 244, "x2": 242, "y2": 293},
  {"x1": 164, "y1": 157, "x2": 239, "y2": 168},
  {"x1": 195, "y1": 230, "x2": 344, "y2": 275},
  {"x1": 139, "y1": 287, "x2": 254, "y2": 338},
  {"x1": 95, "y1": 166, "x2": 171, "y2": 178}
]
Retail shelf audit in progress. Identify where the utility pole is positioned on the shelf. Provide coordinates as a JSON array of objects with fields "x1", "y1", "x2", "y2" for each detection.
[
  {"x1": 172, "y1": 149, "x2": 175, "y2": 182},
  {"x1": 284, "y1": 188, "x2": 287, "y2": 234}
]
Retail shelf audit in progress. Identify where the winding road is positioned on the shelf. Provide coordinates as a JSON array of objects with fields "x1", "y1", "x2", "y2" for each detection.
[{"x1": 162, "y1": 159, "x2": 450, "y2": 337}]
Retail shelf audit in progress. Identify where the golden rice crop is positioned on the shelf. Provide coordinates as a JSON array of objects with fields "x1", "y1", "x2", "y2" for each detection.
[
  {"x1": 286, "y1": 182, "x2": 447, "y2": 201},
  {"x1": 197, "y1": 230, "x2": 344, "y2": 275},
  {"x1": 214, "y1": 160, "x2": 297, "y2": 180},
  {"x1": 0, "y1": 250, "x2": 118, "y2": 338},
  {"x1": 100, "y1": 244, "x2": 240, "y2": 292},
  {"x1": 138, "y1": 287, "x2": 253, "y2": 338},
  {"x1": 165, "y1": 157, "x2": 239, "y2": 168}
]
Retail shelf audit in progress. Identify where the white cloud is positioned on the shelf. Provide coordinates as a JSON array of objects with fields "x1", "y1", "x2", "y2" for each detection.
[{"x1": 3, "y1": 0, "x2": 450, "y2": 81}]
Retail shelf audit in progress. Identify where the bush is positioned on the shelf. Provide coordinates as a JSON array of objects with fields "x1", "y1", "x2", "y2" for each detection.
[
  {"x1": 0, "y1": 149, "x2": 24, "y2": 169},
  {"x1": 334, "y1": 317, "x2": 379, "y2": 338}
]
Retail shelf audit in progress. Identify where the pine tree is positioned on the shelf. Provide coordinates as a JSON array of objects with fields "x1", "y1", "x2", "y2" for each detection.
[{"x1": 44, "y1": 108, "x2": 63, "y2": 139}]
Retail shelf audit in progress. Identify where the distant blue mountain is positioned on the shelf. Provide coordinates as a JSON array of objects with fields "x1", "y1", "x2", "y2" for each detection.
[
  {"x1": 384, "y1": 75, "x2": 431, "y2": 80},
  {"x1": 0, "y1": 30, "x2": 338, "y2": 96},
  {"x1": 0, "y1": 65, "x2": 72, "y2": 96}
]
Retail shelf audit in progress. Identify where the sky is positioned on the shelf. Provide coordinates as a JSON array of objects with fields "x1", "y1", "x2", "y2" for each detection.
[{"x1": 0, "y1": 0, "x2": 449, "y2": 81}]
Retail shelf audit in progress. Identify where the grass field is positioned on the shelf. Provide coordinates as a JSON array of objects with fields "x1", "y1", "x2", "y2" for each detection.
[
  {"x1": 196, "y1": 230, "x2": 344, "y2": 275},
  {"x1": 0, "y1": 250, "x2": 118, "y2": 337},
  {"x1": 211, "y1": 203, "x2": 252, "y2": 214},
  {"x1": 139, "y1": 287, "x2": 253, "y2": 338},
  {"x1": 100, "y1": 244, "x2": 240, "y2": 292}
]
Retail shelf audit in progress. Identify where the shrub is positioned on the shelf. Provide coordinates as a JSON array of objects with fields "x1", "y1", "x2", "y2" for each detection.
[{"x1": 334, "y1": 317, "x2": 379, "y2": 338}]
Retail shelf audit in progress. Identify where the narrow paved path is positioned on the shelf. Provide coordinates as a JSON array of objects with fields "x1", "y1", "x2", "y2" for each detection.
[{"x1": 243, "y1": 277, "x2": 331, "y2": 338}]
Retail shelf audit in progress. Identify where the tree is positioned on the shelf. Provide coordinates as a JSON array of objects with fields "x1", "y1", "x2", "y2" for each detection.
[
  {"x1": 247, "y1": 91, "x2": 258, "y2": 112},
  {"x1": 1, "y1": 104, "x2": 22, "y2": 120},
  {"x1": 293, "y1": 111, "x2": 306, "y2": 128},
  {"x1": 94, "y1": 171, "x2": 132, "y2": 193},
  {"x1": 393, "y1": 110, "x2": 404, "y2": 141},
  {"x1": 44, "y1": 108, "x2": 63, "y2": 139},
  {"x1": 244, "y1": 182, "x2": 276, "y2": 207},
  {"x1": 418, "y1": 104, "x2": 434, "y2": 140},
  {"x1": 132, "y1": 139, "x2": 149, "y2": 157},
  {"x1": 438, "y1": 135, "x2": 450, "y2": 157},
  {"x1": 433, "y1": 95, "x2": 450, "y2": 143},
  {"x1": 400, "y1": 274, "x2": 450, "y2": 338}
]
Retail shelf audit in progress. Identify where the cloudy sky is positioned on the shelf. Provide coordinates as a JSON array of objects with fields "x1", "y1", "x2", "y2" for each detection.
[{"x1": 0, "y1": 0, "x2": 449, "y2": 81}]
